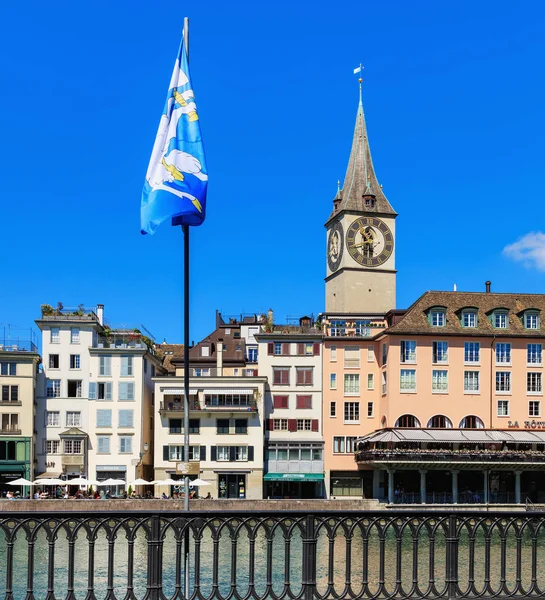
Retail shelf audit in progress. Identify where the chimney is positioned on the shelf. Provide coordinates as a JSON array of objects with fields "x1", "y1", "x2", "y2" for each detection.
[
  {"x1": 216, "y1": 338, "x2": 223, "y2": 376},
  {"x1": 453, "y1": 283, "x2": 457, "y2": 292},
  {"x1": 96, "y1": 304, "x2": 104, "y2": 326},
  {"x1": 485, "y1": 281, "x2": 491, "y2": 293}
]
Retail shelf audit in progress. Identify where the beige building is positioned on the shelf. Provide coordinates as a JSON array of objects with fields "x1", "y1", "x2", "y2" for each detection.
[{"x1": 0, "y1": 336, "x2": 40, "y2": 493}]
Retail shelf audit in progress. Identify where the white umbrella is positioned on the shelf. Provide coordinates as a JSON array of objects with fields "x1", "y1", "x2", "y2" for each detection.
[
  {"x1": 66, "y1": 477, "x2": 98, "y2": 486},
  {"x1": 34, "y1": 478, "x2": 65, "y2": 485},
  {"x1": 153, "y1": 478, "x2": 179, "y2": 485},
  {"x1": 129, "y1": 478, "x2": 151, "y2": 485},
  {"x1": 97, "y1": 478, "x2": 126, "y2": 486},
  {"x1": 8, "y1": 478, "x2": 34, "y2": 486},
  {"x1": 189, "y1": 478, "x2": 211, "y2": 487}
]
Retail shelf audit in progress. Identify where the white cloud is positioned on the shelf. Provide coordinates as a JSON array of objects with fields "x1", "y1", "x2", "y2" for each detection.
[{"x1": 503, "y1": 232, "x2": 545, "y2": 271}]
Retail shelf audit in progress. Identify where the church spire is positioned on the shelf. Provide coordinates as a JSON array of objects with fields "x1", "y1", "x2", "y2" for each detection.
[{"x1": 329, "y1": 82, "x2": 396, "y2": 220}]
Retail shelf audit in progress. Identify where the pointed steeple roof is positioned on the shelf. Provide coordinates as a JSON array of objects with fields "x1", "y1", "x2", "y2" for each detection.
[{"x1": 328, "y1": 87, "x2": 396, "y2": 221}]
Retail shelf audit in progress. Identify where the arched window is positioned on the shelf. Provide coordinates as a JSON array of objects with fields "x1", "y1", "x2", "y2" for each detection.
[
  {"x1": 427, "y1": 415, "x2": 453, "y2": 428},
  {"x1": 395, "y1": 414, "x2": 421, "y2": 428},
  {"x1": 459, "y1": 415, "x2": 484, "y2": 429}
]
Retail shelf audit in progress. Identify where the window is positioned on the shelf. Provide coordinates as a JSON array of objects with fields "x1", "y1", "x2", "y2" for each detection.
[
  {"x1": 400, "y1": 369, "x2": 416, "y2": 392},
  {"x1": 98, "y1": 382, "x2": 113, "y2": 400},
  {"x1": 330, "y1": 402, "x2": 336, "y2": 417},
  {"x1": 46, "y1": 411, "x2": 60, "y2": 426},
  {"x1": 45, "y1": 440, "x2": 60, "y2": 454},
  {"x1": 344, "y1": 347, "x2": 360, "y2": 368},
  {"x1": 119, "y1": 382, "x2": 135, "y2": 401},
  {"x1": 217, "y1": 419, "x2": 230, "y2": 434},
  {"x1": 217, "y1": 446, "x2": 230, "y2": 461},
  {"x1": 189, "y1": 419, "x2": 200, "y2": 434},
  {"x1": 121, "y1": 356, "x2": 133, "y2": 376},
  {"x1": 69, "y1": 354, "x2": 80, "y2": 369},
  {"x1": 427, "y1": 415, "x2": 453, "y2": 428},
  {"x1": 299, "y1": 342, "x2": 315, "y2": 356},
  {"x1": 194, "y1": 368, "x2": 210, "y2": 377},
  {"x1": 66, "y1": 412, "x2": 81, "y2": 427},
  {"x1": 330, "y1": 320, "x2": 346, "y2": 336},
  {"x1": 497, "y1": 400, "x2": 509, "y2": 416},
  {"x1": 464, "y1": 371, "x2": 480, "y2": 393},
  {"x1": 201, "y1": 346, "x2": 210, "y2": 357},
  {"x1": 346, "y1": 437, "x2": 358, "y2": 452},
  {"x1": 395, "y1": 414, "x2": 420, "y2": 428},
  {"x1": 330, "y1": 373, "x2": 337, "y2": 389},
  {"x1": 462, "y1": 310, "x2": 477, "y2": 328},
  {"x1": 432, "y1": 370, "x2": 448, "y2": 393},
  {"x1": 493, "y1": 311, "x2": 508, "y2": 329},
  {"x1": 96, "y1": 409, "x2": 112, "y2": 427},
  {"x1": 400, "y1": 340, "x2": 416, "y2": 363},
  {"x1": 296, "y1": 368, "x2": 313, "y2": 385},
  {"x1": 169, "y1": 419, "x2": 182, "y2": 434},
  {"x1": 528, "y1": 344, "x2": 543, "y2": 365},
  {"x1": 430, "y1": 310, "x2": 446, "y2": 327},
  {"x1": 67, "y1": 380, "x2": 82, "y2": 398},
  {"x1": 169, "y1": 445, "x2": 184, "y2": 461},
  {"x1": 48, "y1": 355, "x2": 59, "y2": 369},
  {"x1": 367, "y1": 373, "x2": 374, "y2": 390},
  {"x1": 235, "y1": 419, "x2": 248, "y2": 434},
  {"x1": 119, "y1": 436, "x2": 132, "y2": 454},
  {"x1": 355, "y1": 320, "x2": 371, "y2": 336},
  {"x1": 330, "y1": 346, "x2": 337, "y2": 361},
  {"x1": 64, "y1": 439, "x2": 82, "y2": 454},
  {"x1": 273, "y1": 395, "x2": 289, "y2": 409},
  {"x1": 274, "y1": 342, "x2": 282, "y2": 355},
  {"x1": 496, "y1": 371, "x2": 511, "y2": 393},
  {"x1": 46, "y1": 379, "x2": 61, "y2": 398},
  {"x1": 459, "y1": 415, "x2": 484, "y2": 429},
  {"x1": 464, "y1": 342, "x2": 480, "y2": 364},
  {"x1": 273, "y1": 368, "x2": 290, "y2": 385},
  {"x1": 527, "y1": 372, "x2": 542, "y2": 394},
  {"x1": 0, "y1": 362, "x2": 15, "y2": 376},
  {"x1": 273, "y1": 419, "x2": 288, "y2": 431},
  {"x1": 296, "y1": 395, "x2": 312, "y2": 409},
  {"x1": 367, "y1": 346, "x2": 374, "y2": 362},
  {"x1": 344, "y1": 374, "x2": 360, "y2": 395},
  {"x1": 367, "y1": 401, "x2": 374, "y2": 417},
  {"x1": 97, "y1": 436, "x2": 110, "y2": 453},
  {"x1": 529, "y1": 400, "x2": 541, "y2": 417},
  {"x1": 333, "y1": 436, "x2": 345, "y2": 453},
  {"x1": 496, "y1": 343, "x2": 511, "y2": 365},
  {"x1": 189, "y1": 445, "x2": 200, "y2": 461},
  {"x1": 247, "y1": 348, "x2": 258, "y2": 362},
  {"x1": 70, "y1": 328, "x2": 80, "y2": 344},
  {"x1": 1, "y1": 386, "x2": 18, "y2": 402},
  {"x1": 381, "y1": 372, "x2": 387, "y2": 395},
  {"x1": 525, "y1": 311, "x2": 540, "y2": 330},
  {"x1": 432, "y1": 341, "x2": 448, "y2": 364},
  {"x1": 382, "y1": 344, "x2": 388, "y2": 366},
  {"x1": 331, "y1": 477, "x2": 362, "y2": 497},
  {"x1": 296, "y1": 419, "x2": 311, "y2": 431},
  {"x1": 50, "y1": 327, "x2": 60, "y2": 343},
  {"x1": 119, "y1": 410, "x2": 134, "y2": 427},
  {"x1": 99, "y1": 355, "x2": 112, "y2": 376},
  {"x1": 344, "y1": 402, "x2": 360, "y2": 422}
]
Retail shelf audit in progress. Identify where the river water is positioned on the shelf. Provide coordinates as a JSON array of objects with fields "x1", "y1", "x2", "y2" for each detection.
[{"x1": 1, "y1": 515, "x2": 545, "y2": 598}]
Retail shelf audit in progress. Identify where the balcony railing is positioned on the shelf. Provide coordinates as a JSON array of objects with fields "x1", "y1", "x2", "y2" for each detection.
[
  {"x1": 356, "y1": 448, "x2": 545, "y2": 463},
  {"x1": 0, "y1": 425, "x2": 21, "y2": 434},
  {"x1": 0, "y1": 339, "x2": 38, "y2": 353},
  {"x1": 40, "y1": 306, "x2": 98, "y2": 320},
  {"x1": 160, "y1": 400, "x2": 258, "y2": 413}
]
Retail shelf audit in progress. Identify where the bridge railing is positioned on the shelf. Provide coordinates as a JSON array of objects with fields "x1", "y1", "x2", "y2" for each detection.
[{"x1": 2, "y1": 509, "x2": 545, "y2": 599}]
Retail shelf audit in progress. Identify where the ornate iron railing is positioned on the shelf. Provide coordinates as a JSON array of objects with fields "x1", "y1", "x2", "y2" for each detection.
[{"x1": 2, "y1": 509, "x2": 545, "y2": 599}]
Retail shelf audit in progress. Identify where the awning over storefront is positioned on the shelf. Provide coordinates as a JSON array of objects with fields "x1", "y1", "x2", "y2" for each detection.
[
  {"x1": 358, "y1": 429, "x2": 545, "y2": 445},
  {"x1": 161, "y1": 389, "x2": 197, "y2": 395},
  {"x1": 202, "y1": 389, "x2": 255, "y2": 394},
  {"x1": 264, "y1": 473, "x2": 324, "y2": 481}
]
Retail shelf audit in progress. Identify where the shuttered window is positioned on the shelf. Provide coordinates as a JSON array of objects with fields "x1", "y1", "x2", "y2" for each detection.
[{"x1": 296, "y1": 395, "x2": 312, "y2": 409}]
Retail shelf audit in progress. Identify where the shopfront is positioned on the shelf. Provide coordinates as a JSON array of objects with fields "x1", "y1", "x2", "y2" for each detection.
[
  {"x1": 218, "y1": 473, "x2": 246, "y2": 499},
  {"x1": 264, "y1": 473, "x2": 324, "y2": 499}
]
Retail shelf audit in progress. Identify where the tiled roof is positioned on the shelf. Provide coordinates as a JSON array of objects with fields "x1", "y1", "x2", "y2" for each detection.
[
  {"x1": 387, "y1": 291, "x2": 545, "y2": 337},
  {"x1": 156, "y1": 344, "x2": 184, "y2": 374},
  {"x1": 328, "y1": 93, "x2": 396, "y2": 222}
]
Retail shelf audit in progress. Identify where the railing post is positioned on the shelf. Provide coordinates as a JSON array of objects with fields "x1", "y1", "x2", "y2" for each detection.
[
  {"x1": 446, "y1": 514, "x2": 458, "y2": 599},
  {"x1": 302, "y1": 514, "x2": 317, "y2": 600},
  {"x1": 147, "y1": 514, "x2": 162, "y2": 600}
]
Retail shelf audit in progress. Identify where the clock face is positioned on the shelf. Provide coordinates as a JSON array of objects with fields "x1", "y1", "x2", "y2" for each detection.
[
  {"x1": 346, "y1": 217, "x2": 394, "y2": 267},
  {"x1": 327, "y1": 221, "x2": 344, "y2": 272}
]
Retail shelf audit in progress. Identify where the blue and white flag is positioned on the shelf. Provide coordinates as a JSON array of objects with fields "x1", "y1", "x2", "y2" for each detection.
[{"x1": 141, "y1": 36, "x2": 208, "y2": 234}]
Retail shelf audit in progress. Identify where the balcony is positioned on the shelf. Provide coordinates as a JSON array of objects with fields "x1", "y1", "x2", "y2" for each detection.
[
  {"x1": 356, "y1": 448, "x2": 545, "y2": 465},
  {"x1": 0, "y1": 340, "x2": 38, "y2": 353},
  {"x1": 0, "y1": 401, "x2": 22, "y2": 407},
  {"x1": 160, "y1": 400, "x2": 258, "y2": 414},
  {"x1": 39, "y1": 305, "x2": 98, "y2": 321},
  {"x1": 0, "y1": 425, "x2": 22, "y2": 435},
  {"x1": 327, "y1": 321, "x2": 386, "y2": 338}
]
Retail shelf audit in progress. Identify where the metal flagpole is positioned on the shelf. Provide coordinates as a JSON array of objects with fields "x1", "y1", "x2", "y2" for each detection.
[{"x1": 182, "y1": 17, "x2": 191, "y2": 600}]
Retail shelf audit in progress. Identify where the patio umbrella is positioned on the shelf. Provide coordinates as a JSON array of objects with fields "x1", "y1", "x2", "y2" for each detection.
[
  {"x1": 34, "y1": 478, "x2": 65, "y2": 485},
  {"x1": 66, "y1": 477, "x2": 99, "y2": 486},
  {"x1": 7, "y1": 478, "x2": 34, "y2": 486},
  {"x1": 97, "y1": 478, "x2": 126, "y2": 486},
  {"x1": 129, "y1": 478, "x2": 151, "y2": 485},
  {"x1": 189, "y1": 478, "x2": 211, "y2": 487},
  {"x1": 153, "y1": 478, "x2": 179, "y2": 485}
]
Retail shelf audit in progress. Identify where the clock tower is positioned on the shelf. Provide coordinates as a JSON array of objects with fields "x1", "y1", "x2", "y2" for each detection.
[{"x1": 325, "y1": 84, "x2": 397, "y2": 313}]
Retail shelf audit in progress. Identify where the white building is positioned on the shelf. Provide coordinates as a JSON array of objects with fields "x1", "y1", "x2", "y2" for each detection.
[{"x1": 256, "y1": 316, "x2": 325, "y2": 498}]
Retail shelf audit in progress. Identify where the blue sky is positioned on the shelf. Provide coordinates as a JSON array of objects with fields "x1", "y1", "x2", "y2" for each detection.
[{"x1": 1, "y1": 0, "x2": 544, "y2": 346}]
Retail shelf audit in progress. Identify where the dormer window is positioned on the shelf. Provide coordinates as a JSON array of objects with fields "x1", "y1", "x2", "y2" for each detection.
[
  {"x1": 524, "y1": 311, "x2": 540, "y2": 330},
  {"x1": 492, "y1": 310, "x2": 508, "y2": 329},
  {"x1": 364, "y1": 197, "x2": 375, "y2": 209},
  {"x1": 461, "y1": 309, "x2": 478, "y2": 328},
  {"x1": 429, "y1": 308, "x2": 446, "y2": 327}
]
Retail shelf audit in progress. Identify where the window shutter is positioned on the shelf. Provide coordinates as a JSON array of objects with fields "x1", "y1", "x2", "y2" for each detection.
[
  {"x1": 229, "y1": 446, "x2": 236, "y2": 462},
  {"x1": 200, "y1": 446, "x2": 206, "y2": 461},
  {"x1": 311, "y1": 419, "x2": 319, "y2": 432},
  {"x1": 211, "y1": 446, "x2": 217, "y2": 461},
  {"x1": 248, "y1": 446, "x2": 254, "y2": 461},
  {"x1": 282, "y1": 343, "x2": 290, "y2": 356},
  {"x1": 105, "y1": 382, "x2": 112, "y2": 400},
  {"x1": 296, "y1": 369, "x2": 303, "y2": 385},
  {"x1": 163, "y1": 445, "x2": 169, "y2": 461},
  {"x1": 267, "y1": 419, "x2": 273, "y2": 431},
  {"x1": 288, "y1": 419, "x2": 297, "y2": 432},
  {"x1": 128, "y1": 382, "x2": 134, "y2": 400},
  {"x1": 313, "y1": 343, "x2": 320, "y2": 356},
  {"x1": 88, "y1": 382, "x2": 97, "y2": 400},
  {"x1": 281, "y1": 396, "x2": 288, "y2": 409},
  {"x1": 267, "y1": 343, "x2": 274, "y2": 355},
  {"x1": 298, "y1": 343, "x2": 304, "y2": 355}
]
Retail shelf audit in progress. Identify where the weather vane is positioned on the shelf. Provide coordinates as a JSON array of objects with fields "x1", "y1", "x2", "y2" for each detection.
[{"x1": 353, "y1": 63, "x2": 364, "y2": 90}]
